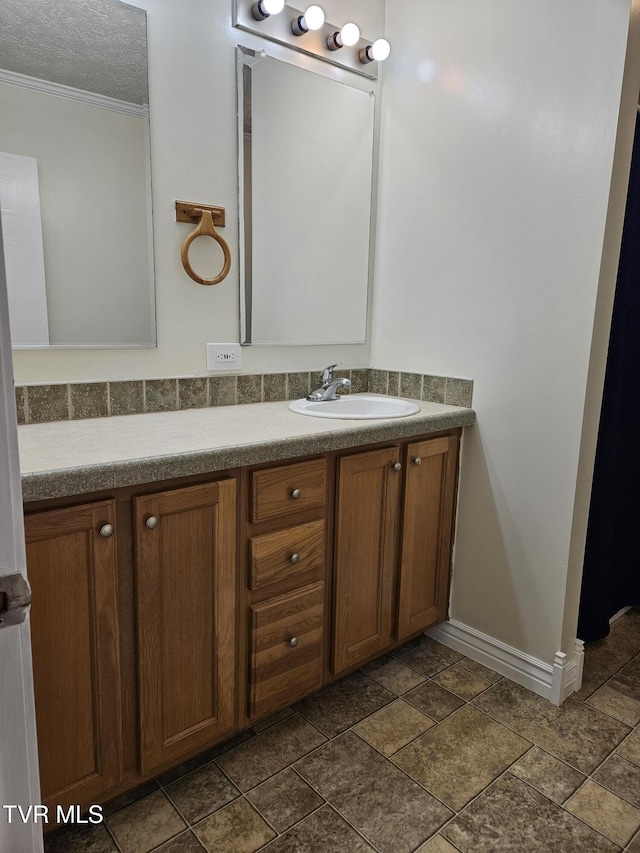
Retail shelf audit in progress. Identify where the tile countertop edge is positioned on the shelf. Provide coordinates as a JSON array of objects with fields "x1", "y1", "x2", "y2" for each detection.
[{"x1": 20, "y1": 403, "x2": 476, "y2": 503}]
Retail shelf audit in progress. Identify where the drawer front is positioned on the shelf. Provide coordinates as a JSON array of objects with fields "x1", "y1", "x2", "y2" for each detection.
[
  {"x1": 250, "y1": 520, "x2": 325, "y2": 592},
  {"x1": 249, "y1": 583, "x2": 324, "y2": 720},
  {"x1": 251, "y1": 458, "x2": 326, "y2": 523}
]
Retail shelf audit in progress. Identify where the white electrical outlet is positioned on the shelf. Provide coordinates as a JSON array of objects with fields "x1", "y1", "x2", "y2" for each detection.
[{"x1": 207, "y1": 343, "x2": 243, "y2": 371}]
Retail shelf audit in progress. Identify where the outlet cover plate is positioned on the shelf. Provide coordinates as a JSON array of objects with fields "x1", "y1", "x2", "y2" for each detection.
[{"x1": 207, "y1": 343, "x2": 243, "y2": 371}]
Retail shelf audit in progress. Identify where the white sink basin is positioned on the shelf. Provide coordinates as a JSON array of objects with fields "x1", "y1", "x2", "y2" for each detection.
[{"x1": 288, "y1": 394, "x2": 421, "y2": 420}]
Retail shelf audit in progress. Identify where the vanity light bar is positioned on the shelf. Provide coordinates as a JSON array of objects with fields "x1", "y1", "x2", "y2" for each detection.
[{"x1": 235, "y1": 0, "x2": 390, "y2": 79}]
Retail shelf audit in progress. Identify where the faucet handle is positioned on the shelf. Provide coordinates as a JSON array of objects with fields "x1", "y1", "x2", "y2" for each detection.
[{"x1": 321, "y1": 363, "x2": 339, "y2": 383}]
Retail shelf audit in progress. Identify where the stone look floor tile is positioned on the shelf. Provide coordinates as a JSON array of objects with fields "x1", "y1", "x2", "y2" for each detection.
[
  {"x1": 294, "y1": 671, "x2": 395, "y2": 738},
  {"x1": 421, "y1": 638, "x2": 465, "y2": 663},
  {"x1": 587, "y1": 685, "x2": 640, "y2": 726},
  {"x1": 576, "y1": 625, "x2": 640, "y2": 700},
  {"x1": 394, "y1": 705, "x2": 531, "y2": 811},
  {"x1": 102, "y1": 779, "x2": 160, "y2": 817},
  {"x1": 296, "y1": 731, "x2": 453, "y2": 852},
  {"x1": 416, "y1": 835, "x2": 461, "y2": 853},
  {"x1": 609, "y1": 657, "x2": 640, "y2": 703},
  {"x1": 41, "y1": 609, "x2": 640, "y2": 853},
  {"x1": 510, "y1": 746, "x2": 585, "y2": 804},
  {"x1": 457, "y1": 657, "x2": 503, "y2": 683},
  {"x1": 44, "y1": 823, "x2": 118, "y2": 853},
  {"x1": 107, "y1": 791, "x2": 186, "y2": 853},
  {"x1": 246, "y1": 768, "x2": 324, "y2": 833},
  {"x1": 396, "y1": 643, "x2": 454, "y2": 677},
  {"x1": 618, "y1": 727, "x2": 640, "y2": 765},
  {"x1": 252, "y1": 707, "x2": 295, "y2": 733},
  {"x1": 566, "y1": 779, "x2": 640, "y2": 847},
  {"x1": 216, "y1": 714, "x2": 326, "y2": 791},
  {"x1": 593, "y1": 754, "x2": 640, "y2": 808},
  {"x1": 473, "y1": 681, "x2": 630, "y2": 773},
  {"x1": 157, "y1": 731, "x2": 255, "y2": 786},
  {"x1": 443, "y1": 774, "x2": 620, "y2": 853},
  {"x1": 193, "y1": 798, "x2": 275, "y2": 853},
  {"x1": 164, "y1": 760, "x2": 240, "y2": 822},
  {"x1": 360, "y1": 653, "x2": 395, "y2": 673},
  {"x1": 154, "y1": 830, "x2": 207, "y2": 852},
  {"x1": 354, "y1": 698, "x2": 435, "y2": 755},
  {"x1": 262, "y1": 804, "x2": 375, "y2": 852},
  {"x1": 404, "y1": 681, "x2": 465, "y2": 721},
  {"x1": 368, "y1": 658, "x2": 427, "y2": 694},
  {"x1": 431, "y1": 663, "x2": 493, "y2": 700}
]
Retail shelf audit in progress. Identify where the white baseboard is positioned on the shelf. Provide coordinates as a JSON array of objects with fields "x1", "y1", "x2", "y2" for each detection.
[{"x1": 426, "y1": 620, "x2": 584, "y2": 706}]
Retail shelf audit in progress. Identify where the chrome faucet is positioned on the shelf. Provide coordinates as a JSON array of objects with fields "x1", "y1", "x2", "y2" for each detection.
[{"x1": 307, "y1": 364, "x2": 351, "y2": 401}]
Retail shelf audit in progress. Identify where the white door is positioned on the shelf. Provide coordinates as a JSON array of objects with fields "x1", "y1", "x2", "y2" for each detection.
[
  {"x1": 0, "y1": 217, "x2": 43, "y2": 850},
  {"x1": 0, "y1": 151, "x2": 49, "y2": 347}
]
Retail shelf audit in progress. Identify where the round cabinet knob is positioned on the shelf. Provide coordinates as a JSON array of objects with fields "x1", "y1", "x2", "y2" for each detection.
[
  {"x1": 145, "y1": 516, "x2": 159, "y2": 529},
  {"x1": 290, "y1": 553, "x2": 301, "y2": 565},
  {"x1": 291, "y1": 488, "x2": 301, "y2": 500},
  {"x1": 99, "y1": 524, "x2": 114, "y2": 538},
  {"x1": 413, "y1": 457, "x2": 422, "y2": 466},
  {"x1": 393, "y1": 462, "x2": 402, "y2": 472},
  {"x1": 289, "y1": 637, "x2": 299, "y2": 648}
]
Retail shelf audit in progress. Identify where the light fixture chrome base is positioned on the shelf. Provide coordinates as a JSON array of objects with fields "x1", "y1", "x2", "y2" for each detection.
[
  {"x1": 234, "y1": 0, "x2": 380, "y2": 79},
  {"x1": 291, "y1": 15, "x2": 308, "y2": 36}
]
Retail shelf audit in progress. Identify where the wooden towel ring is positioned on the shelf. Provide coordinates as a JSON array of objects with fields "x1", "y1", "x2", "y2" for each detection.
[{"x1": 178, "y1": 204, "x2": 231, "y2": 286}]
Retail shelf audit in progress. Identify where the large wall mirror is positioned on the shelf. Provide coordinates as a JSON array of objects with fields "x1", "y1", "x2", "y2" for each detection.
[
  {"x1": 238, "y1": 47, "x2": 375, "y2": 346},
  {"x1": 0, "y1": 0, "x2": 155, "y2": 349}
]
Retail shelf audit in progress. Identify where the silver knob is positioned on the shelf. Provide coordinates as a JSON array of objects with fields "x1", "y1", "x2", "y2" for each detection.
[
  {"x1": 291, "y1": 488, "x2": 301, "y2": 499},
  {"x1": 393, "y1": 462, "x2": 402, "y2": 472},
  {"x1": 145, "y1": 516, "x2": 159, "y2": 529},
  {"x1": 413, "y1": 457, "x2": 422, "y2": 466},
  {"x1": 290, "y1": 553, "x2": 301, "y2": 564},
  {"x1": 289, "y1": 637, "x2": 299, "y2": 648},
  {"x1": 99, "y1": 524, "x2": 114, "y2": 538}
]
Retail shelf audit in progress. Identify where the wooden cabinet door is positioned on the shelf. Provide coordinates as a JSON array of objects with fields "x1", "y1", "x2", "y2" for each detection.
[
  {"x1": 25, "y1": 500, "x2": 122, "y2": 811},
  {"x1": 397, "y1": 435, "x2": 459, "y2": 641},
  {"x1": 332, "y1": 447, "x2": 401, "y2": 675},
  {"x1": 136, "y1": 479, "x2": 236, "y2": 774}
]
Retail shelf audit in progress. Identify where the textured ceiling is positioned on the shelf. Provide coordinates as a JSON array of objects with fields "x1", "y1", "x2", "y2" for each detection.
[{"x1": 0, "y1": 0, "x2": 148, "y2": 105}]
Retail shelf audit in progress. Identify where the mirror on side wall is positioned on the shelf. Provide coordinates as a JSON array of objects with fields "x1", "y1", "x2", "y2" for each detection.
[
  {"x1": 238, "y1": 47, "x2": 375, "y2": 346},
  {"x1": 0, "y1": 0, "x2": 155, "y2": 349}
]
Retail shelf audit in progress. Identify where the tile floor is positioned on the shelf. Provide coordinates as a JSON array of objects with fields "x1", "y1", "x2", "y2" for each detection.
[{"x1": 45, "y1": 607, "x2": 640, "y2": 853}]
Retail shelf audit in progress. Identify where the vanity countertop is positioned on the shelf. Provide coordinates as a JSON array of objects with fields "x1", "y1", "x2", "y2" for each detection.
[{"x1": 18, "y1": 398, "x2": 476, "y2": 502}]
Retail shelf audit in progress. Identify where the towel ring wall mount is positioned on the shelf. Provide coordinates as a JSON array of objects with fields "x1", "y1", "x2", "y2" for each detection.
[{"x1": 176, "y1": 201, "x2": 231, "y2": 286}]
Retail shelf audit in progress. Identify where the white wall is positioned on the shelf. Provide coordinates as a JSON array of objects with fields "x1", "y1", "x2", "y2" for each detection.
[
  {"x1": 372, "y1": 0, "x2": 632, "y2": 665},
  {"x1": 11, "y1": 0, "x2": 383, "y2": 383}
]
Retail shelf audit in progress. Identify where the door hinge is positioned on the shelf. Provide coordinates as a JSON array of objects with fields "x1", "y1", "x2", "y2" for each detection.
[{"x1": 0, "y1": 573, "x2": 32, "y2": 628}]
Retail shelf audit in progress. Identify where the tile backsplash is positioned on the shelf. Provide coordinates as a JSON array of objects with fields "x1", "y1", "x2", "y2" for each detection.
[{"x1": 14, "y1": 369, "x2": 473, "y2": 425}]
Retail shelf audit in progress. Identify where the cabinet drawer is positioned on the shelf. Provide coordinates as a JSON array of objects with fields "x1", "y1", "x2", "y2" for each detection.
[
  {"x1": 250, "y1": 520, "x2": 325, "y2": 591},
  {"x1": 249, "y1": 583, "x2": 324, "y2": 719},
  {"x1": 251, "y1": 458, "x2": 326, "y2": 523}
]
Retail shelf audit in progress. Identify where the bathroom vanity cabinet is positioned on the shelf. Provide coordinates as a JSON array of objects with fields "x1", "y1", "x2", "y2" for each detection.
[
  {"x1": 333, "y1": 434, "x2": 458, "y2": 676},
  {"x1": 21, "y1": 417, "x2": 466, "y2": 816}
]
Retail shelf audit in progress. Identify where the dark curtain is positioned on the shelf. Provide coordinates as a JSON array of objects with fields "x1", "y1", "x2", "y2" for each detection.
[{"x1": 577, "y1": 109, "x2": 640, "y2": 643}]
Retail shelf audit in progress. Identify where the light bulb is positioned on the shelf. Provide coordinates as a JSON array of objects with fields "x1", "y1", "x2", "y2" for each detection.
[
  {"x1": 304, "y1": 5, "x2": 325, "y2": 30},
  {"x1": 371, "y1": 38, "x2": 391, "y2": 61},
  {"x1": 327, "y1": 21, "x2": 359, "y2": 50},
  {"x1": 292, "y1": 4, "x2": 325, "y2": 35},
  {"x1": 340, "y1": 23, "x2": 360, "y2": 46},
  {"x1": 251, "y1": 0, "x2": 284, "y2": 21},
  {"x1": 359, "y1": 37, "x2": 391, "y2": 63}
]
